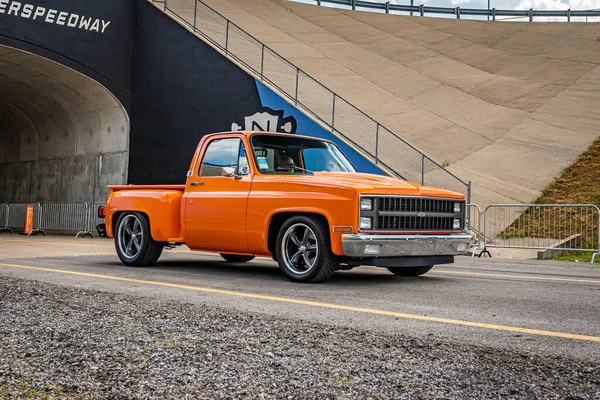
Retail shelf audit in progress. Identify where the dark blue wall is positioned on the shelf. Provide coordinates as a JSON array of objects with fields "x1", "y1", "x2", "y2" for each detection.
[{"x1": 128, "y1": 0, "x2": 265, "y2": 184}]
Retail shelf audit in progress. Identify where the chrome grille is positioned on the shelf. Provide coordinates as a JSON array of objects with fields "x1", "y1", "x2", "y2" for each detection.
[
  {"x1": 379, "y1": 197, "x2": 455, "y2": 214},
  {"x1": 361, "y1": 196, "x2": 464, "y2": 232},
  {"x1": 378, "y1": 215, "x2": 454, "y2": 231}
]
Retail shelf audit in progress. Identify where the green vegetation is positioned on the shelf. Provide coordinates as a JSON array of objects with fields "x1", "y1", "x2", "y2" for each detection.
[{"x1": 548, "y1": 250, "x2": 599, "y2": 263}]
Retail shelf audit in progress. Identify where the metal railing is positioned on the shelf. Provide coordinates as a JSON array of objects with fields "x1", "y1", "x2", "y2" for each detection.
[
  {"x1": 0, "y1": 203, "x2": 9, "y2": 233},
  {"x1": 0, "y1": 202, "x2": 105, "y2": 238},
  {"x1": 482, "y1": 204, "x2": 600, "y2": 263},
  {"x1": 307, "y1": 0, "x2": 600, "y2": 22},
  {"x1": 153, "y1": 0, "x2": 470, "y2": 200},
  {"x1": 466, "y1": 204, "x2": 483, "y2": 254},
  {"x1": 39, "y1": 202, "x2": 93, "y2": 238},
  {"x1": 89, "y1": 202, "x2": 107, "y2": 236}
]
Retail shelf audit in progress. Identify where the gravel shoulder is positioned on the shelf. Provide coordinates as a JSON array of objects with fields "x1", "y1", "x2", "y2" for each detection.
[{"x1": 0, "y1": 276, "x2": 598, "y2": 399}]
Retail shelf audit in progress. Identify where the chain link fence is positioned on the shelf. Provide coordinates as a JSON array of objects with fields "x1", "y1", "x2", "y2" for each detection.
[{"x1": 153, "y1": 0, "x2": 471, "y2": 200}]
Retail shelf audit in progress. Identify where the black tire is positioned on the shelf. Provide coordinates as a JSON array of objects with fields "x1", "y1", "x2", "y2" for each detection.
[
  {"x1": 114, "y1": 212, "x2": 163, "y2": 266},
  {"x1": 275, "y1": 216, "x2": 339, "y2": 283},
  {"x1": 220, "y1": 254, "x2": 255, "y2": 263},
  {"x1": 387, "y1": 265, "x2": 433, "y2": 277}
]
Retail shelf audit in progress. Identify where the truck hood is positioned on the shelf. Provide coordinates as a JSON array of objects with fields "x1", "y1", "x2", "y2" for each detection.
[{"x1": 264, "y1": 172, "x2": 464, "y2": 198}]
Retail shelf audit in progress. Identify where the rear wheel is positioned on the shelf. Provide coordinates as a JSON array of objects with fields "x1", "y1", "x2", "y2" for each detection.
[
  {"x1": 387, "y1": 265, "x2": 433, "y2": 277},
  {"x1": 220, "y1": 254, "x2": 255, "y2": 263},
  {"x1": 115, "y1": 212, "x2": 163, "y2": 266},
  {"x1": 275, "y1": 216, "x2": 338, "y2": 283}
]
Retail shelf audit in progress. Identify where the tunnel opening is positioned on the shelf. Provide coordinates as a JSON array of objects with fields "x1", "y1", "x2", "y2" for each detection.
[{"x1": 0, "y1": 44, "x2": 129, "y2": 204}]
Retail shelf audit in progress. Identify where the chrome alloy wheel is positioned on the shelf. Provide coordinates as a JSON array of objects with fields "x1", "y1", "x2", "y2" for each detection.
[
  {"x1": 281, "y1": 223, "x2": 319, "y2": 275},
  {"x1": 117, "y1": 214, "x2": 143, "y2": 259}
]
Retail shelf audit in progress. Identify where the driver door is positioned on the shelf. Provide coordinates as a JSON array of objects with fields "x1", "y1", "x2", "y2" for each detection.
[{"x1": 184, "y1": 136, "x2": 252, "y2": 253}]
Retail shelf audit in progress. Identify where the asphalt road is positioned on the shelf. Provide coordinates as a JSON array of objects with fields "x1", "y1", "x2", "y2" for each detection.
[{"x1": 0, "y1": 236, "x2": 599, "y2": 362}]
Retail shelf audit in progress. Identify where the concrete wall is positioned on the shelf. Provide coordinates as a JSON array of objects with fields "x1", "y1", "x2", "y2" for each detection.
[
  {"x1": 163, "y1": 0, "x2": 600, "y2": 208},
  {"x1": 0, "y1": 45, "x2": 129, "y2": 203}
]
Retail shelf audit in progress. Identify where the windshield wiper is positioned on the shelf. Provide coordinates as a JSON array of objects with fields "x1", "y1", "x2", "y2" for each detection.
[{"x1": 279, "y1": 166, "x2": 314, "y2": 175}]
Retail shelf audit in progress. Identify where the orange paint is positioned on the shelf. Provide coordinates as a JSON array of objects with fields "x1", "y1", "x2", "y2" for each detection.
[
  {"x1": 23, "y1": 204, "x2": 34, "y2": 235},
  {"x1": 104, "y1": 131, "x2": 465, "y2": 257}
]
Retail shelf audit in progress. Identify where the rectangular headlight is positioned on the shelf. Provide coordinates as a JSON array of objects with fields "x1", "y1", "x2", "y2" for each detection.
[
  {"x1": 453, "y1": 218, "x2": 461, "y2": 230},
  {"x1": 454, "y1": 202, "x2": 462, "y2": 213},
  {"x1": 360, "y1": 198, "x2": 373, "y2": 211},
  {"x1": 360, "y1": 217, "x2": 372, "y2": 230}
]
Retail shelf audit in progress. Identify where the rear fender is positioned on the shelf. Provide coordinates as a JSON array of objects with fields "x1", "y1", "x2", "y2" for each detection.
[{"x1": 106, "y1": 190, "x2": 183, "y2": 241}]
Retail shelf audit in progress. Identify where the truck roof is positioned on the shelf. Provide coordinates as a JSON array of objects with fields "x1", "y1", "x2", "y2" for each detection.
[{"x1": 210, "y1": 131, "x2": 333, "y2": 143}]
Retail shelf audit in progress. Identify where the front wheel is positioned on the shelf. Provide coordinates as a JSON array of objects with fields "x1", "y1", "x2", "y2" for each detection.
[
  {"x1": 115, "y1": 212, "x2": 163, "y2": 266},
  {"x1": 275, "y1": 216, "x2": 339, "y2": 283},
  {"x1": 387, "y1": 265, "x2": 433, "y2": 277},
  {"x1": 220, "y1": 254, "x2": 255, "y2": 263}
]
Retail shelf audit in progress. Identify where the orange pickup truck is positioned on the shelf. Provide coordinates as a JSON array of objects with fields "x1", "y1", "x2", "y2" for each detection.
[{"x1": 101, "y1": 131, "x2": 470, "y2": 282}]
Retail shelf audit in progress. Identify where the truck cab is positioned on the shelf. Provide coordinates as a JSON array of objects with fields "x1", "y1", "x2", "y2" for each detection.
[{"x1": 102, "y1": 131, "x2": 471, "y2": 282}]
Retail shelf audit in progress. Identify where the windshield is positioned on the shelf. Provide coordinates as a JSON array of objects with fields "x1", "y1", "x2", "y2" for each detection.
[{"x1": 250, "y1": 134, "x2": 356, "y2": 174}]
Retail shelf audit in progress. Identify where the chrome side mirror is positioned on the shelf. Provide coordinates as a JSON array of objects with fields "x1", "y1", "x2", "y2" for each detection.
[{"x1": 221, "y1": 166, "x2": 242, "y2": 179}]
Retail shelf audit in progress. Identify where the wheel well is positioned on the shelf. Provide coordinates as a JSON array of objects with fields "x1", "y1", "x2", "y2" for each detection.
[
  {"x1": 112, "y1": 211, "x2": 150, "y2": 236},
  {"x1": 267, "y1": 212, "x2": 329, "y2": 256}
]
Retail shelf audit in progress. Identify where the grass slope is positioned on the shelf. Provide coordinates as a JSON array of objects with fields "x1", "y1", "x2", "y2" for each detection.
[{"x1": 497, "y1": 137, "x2": 600, "y2": 263}]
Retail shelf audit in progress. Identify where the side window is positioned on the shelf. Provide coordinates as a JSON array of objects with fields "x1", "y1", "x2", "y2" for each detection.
[{"x1": 199, "y1": 138, "x2": 241, "y2": 177}]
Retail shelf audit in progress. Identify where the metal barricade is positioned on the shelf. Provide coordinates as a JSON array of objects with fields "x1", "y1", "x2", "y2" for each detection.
[
  {"x1": 483, "y1": 204, "x2": 600, "y2": 263},
  {"x1": 39, "y1": 202, "x2": 92, "y2": 238},
  {"x1": 466, "y1": 204, "x2": 485, "y2": 256},
  {"x1": 6, "y1": 202, "x2": 46, "y2": 235},
  {"x1": 89, "y1": 202, "x2": 107, "y2": 238},
  {"x1": 0, "y1": 203, "x2": 10, "y2": 233}
]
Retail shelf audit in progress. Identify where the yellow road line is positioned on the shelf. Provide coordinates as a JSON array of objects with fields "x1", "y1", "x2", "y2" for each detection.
[
  {"x1": 1, "y1": 262, "x2": 599, "y2": 343},
  {"x1": 433, "y1": 269, "x2": 600, "y2": 284},
  {"x1": 2, "y1": 239, "x2": 599, "y2": 284}
]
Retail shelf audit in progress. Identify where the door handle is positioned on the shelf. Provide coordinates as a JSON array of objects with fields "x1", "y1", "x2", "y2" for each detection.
[{"x1": 190, "y1": 181, "x2": 204, "y2": 186}]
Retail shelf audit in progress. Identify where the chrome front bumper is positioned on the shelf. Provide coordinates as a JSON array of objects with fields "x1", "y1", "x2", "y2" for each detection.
[{"x1": 341, "y1": 233, "x2": 472, "y2": 258}]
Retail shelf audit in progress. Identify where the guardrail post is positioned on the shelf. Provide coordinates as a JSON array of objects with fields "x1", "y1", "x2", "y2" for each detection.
[
  {"x1": 295, "y1": 68, "x2": 299, "y2": 106},
  {"x1": 421, "y1": 155, "x2": 425, "y2": 185},
  {"x1": 260, "y1": 45, "x2": 265, "y2": 80},
  {"x1": 595, "y1": 207, "x2": 600, "y2": 263},
  {"x1": 225, "y1": 20, "x2": 230, "y2": 55},
  {"x1": 419, "y1": 4, "x2": 424, "y2": 16},
  {"x1": 385, "y1": 1, "x2": 389, "y2": 14},
  {"x1": 193, "y1": 0, "x2": 197, "y2": 32},
  {"x1": 491, "y1": 8, "x2": 496, "y2": 20},
  {"x1": 567, "y1": 8, "x2": 571, "y2": 22},
  {"x1": 331, "y1": 94, "x2": 336, "y2": 133},
  {"x1": 317, "y1": 0, "x2": 321, "y2": 5},
  {"x1": 375, "y1": 124, "x2": 380, "y2": 164},
  {"x1": 163, "y1": 0, "x2": 167, "y2": 11},
  {"x1": 456, "y1": 6, "x2": 460, "y2": 18},
  {"x1": 410, "y1": 0, "x2": 414, "y2": 16},
  {"x1": 528, "y1": 8, "x2": 533, "y2": 21},
  {"x1": 465, "y1": 182, "x2": 471, "y2": 207},
  {"x1": 36, "y1": 202, "x2": 46, "y2": 236},
  {"x1": 351, "y1": 0, "x2": 356, "y2": 10},
  {"x1": 0, "y1": 204, "x2": 11, "y2": 234}
]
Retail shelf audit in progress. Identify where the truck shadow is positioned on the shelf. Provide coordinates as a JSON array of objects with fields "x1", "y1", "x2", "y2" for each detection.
[{"x1": 130, "y1": 257, "x2": 447, "y2": 286}]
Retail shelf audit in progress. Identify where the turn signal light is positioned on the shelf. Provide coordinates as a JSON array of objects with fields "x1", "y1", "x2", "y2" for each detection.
[{"x1": 333, "y1": 226, "x2": 352, "y2": 233}]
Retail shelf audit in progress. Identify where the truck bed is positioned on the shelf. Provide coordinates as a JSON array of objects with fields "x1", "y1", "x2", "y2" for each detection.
[{"x1": 107, "y1": 185, "x2": 186, "y2": 191}]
